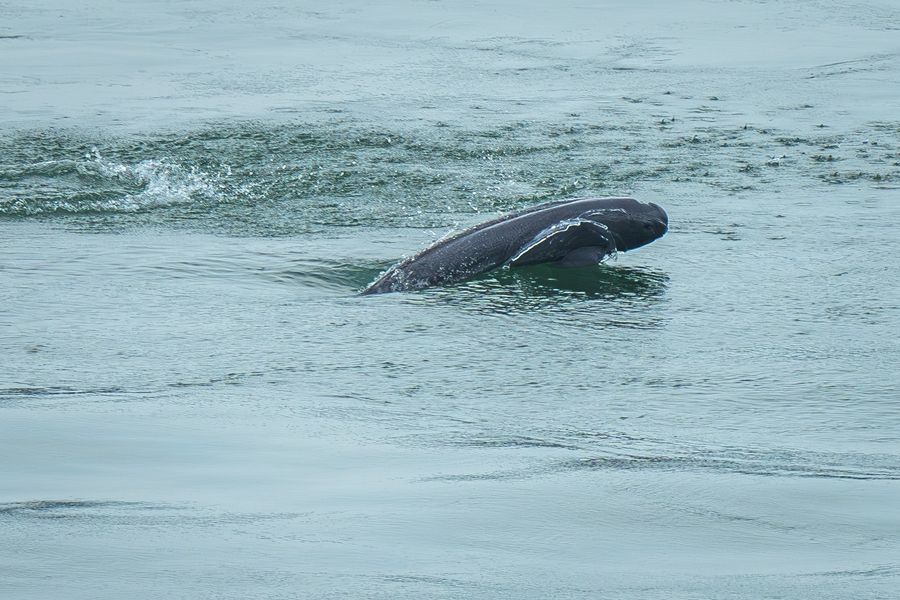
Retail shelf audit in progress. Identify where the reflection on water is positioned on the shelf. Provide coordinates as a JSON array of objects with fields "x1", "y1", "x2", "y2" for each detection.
[
  {"x1": 396, "y1": 264, "x2": 669, "y2": 322},
  {"x1": 493, "y1": 263, "x2": 669, "y2": 300}
]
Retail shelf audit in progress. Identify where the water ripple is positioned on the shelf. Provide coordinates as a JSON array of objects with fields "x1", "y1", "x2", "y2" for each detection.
[{"x1": 2, "y1": 119, "x2": 897, "y2": 234}]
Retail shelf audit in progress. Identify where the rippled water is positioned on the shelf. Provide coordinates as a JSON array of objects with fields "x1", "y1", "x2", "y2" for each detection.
[{"x1": 2, "y1": 1, "x2": 899, "y2": 598}]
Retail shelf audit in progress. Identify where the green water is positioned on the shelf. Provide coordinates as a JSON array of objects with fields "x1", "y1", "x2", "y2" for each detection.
[{"x1": 2, "y1": 1, "x2": 899, "y2": 598}]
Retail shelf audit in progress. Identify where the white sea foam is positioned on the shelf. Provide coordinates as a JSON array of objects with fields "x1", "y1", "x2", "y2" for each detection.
[{"x1": 0, "y1": 151, "x2": 224, "y2": 215}]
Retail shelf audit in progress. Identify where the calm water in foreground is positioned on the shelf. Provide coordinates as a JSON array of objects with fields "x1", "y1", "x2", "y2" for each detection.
[{"x1": 2, "y1": 1, "x2": 899, "y2": 598}]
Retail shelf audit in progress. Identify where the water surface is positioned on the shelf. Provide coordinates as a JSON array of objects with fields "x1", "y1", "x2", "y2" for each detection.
[{"x1": 2, "y1": 1, "x2": 899, "y2": 598}]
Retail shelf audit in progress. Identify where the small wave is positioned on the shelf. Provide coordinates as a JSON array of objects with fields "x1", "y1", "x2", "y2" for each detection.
[
  {"x1": 0, "y1": 386, "x2": 128, "y2": 401},
  {"x1": 139, "y1": 253, "x2": 391, "y2": 293},
  {"x1": 424, "y1": 429, "x2": 900, "y2": 482},
  {"x1": 427, "y1": 454, "x2": 900, "y2": 483},
  {"x1": 0, "y1": 149, "x2": 225, "y2": 215},
  {"x1": 803, "y1": 565, "x2": 900, "y2": 579},
  {"x1": 0, "y1": 500, "x2": 151, "y2": 518},
  {"x1": 561, "y1": 454, "x2": 900, "y2": 480},
  {"x1": 0, "y1": 500, "x2": 309, "y2": 531},
  {"x1": 271, "y1": 259, "x2": 393, "y2": 292}
]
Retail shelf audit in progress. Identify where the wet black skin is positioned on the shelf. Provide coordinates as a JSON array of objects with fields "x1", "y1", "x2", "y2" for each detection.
[{"x1": 362, "y1": 197, "x2": 668, "y2": 294}]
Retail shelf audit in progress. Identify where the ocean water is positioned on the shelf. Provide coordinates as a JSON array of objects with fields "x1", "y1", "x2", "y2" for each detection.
[{"x1": 2, "y1": 1, "x2": 899, "y2": 598}]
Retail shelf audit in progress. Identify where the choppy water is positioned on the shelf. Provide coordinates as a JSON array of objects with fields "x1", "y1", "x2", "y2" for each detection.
[{"x1": 2, "y1": 1, "x2": 899, "y2": 598}]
